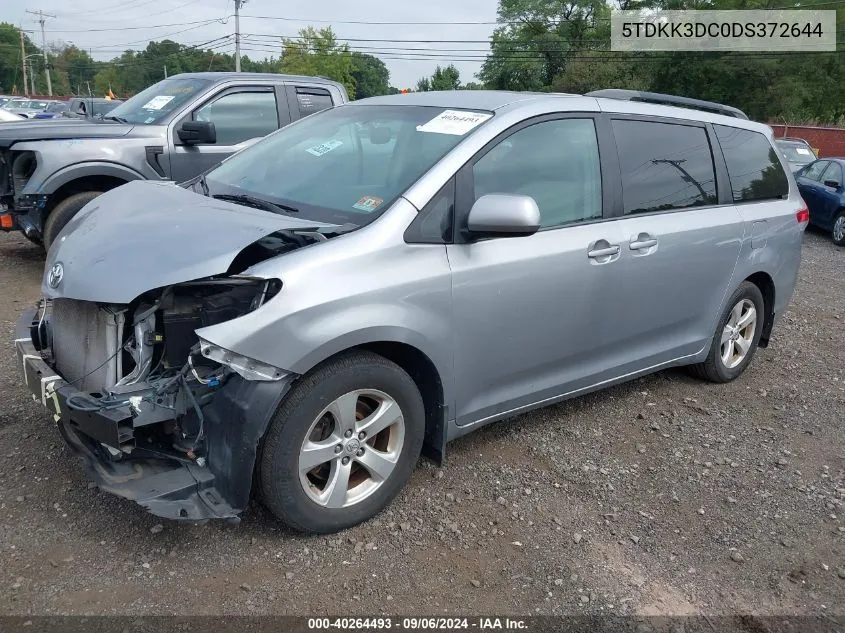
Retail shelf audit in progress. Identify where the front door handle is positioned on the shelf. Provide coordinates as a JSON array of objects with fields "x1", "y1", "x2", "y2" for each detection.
[{"x1": 587, "y1": 245, "x2": 620, "y2": 258}]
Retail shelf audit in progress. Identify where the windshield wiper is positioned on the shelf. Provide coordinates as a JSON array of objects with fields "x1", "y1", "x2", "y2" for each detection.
[
  {"x1": 101, "y1": 115, "x2": 128, "y2": 123},
  {"x1": 212, "y1": 193, "x2": 299, "y2": 215}
]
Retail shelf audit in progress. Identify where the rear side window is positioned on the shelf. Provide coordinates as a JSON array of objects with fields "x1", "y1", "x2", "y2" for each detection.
[
  {"x1": 296, "y1": 88, "x2": 333, "y2": 117},
  {"x1": 714, "y1": 125, "x2": 789, "y2": 202},
  {"x1": 612, "y1": 120, "x2": 717, "y2": 215}
]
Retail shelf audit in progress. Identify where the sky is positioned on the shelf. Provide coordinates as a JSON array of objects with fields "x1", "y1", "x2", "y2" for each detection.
[{"x1": 4, "y1": 0, "x2": 500, "y2": 88}]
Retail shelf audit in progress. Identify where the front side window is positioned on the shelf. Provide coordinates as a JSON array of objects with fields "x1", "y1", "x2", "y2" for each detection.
[
  {"x1": 204, "y1": 104, "x2": 491, "y2": 227},
  {"x1": 714, "y1": 125, "x2": 789, "y2": 202},
  {"x1": 472, "y1": 118, "x2": 602, "y2": 229},
  {"x1": 195, "y1": 91, "x2": 279, "y2": 145},
  {"x1": 104, "y1": 77, "x2": 211, "y2": 125},
  {"x1": 821, "y1": 162, "x2": 843, "y2": 188},
  {"x1": 613, "y1": 120, "x2": 717, "y2": 215},
  {"x1": 799, "y1": 160, "x2": 829, "y2": 181}
]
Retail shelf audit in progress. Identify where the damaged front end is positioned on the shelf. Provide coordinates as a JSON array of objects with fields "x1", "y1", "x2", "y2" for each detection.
[
  {"x1": 15, "y1": 181, "x2": 356, "y2": 521},
  {"x1": 16, "y1": 276, "x2": 295, "y2": 521},
  {"x1": 17, "y1": 276, "x2": 297, "y2": 521}
]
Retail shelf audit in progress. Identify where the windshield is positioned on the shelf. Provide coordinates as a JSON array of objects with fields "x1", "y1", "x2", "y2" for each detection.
[
  {"x1": 105, "y1": 78, "x2": 211, "y2": 124},
  {"x1": 776, "y1": 140, "x2": 815, "y2": 163},
  {"x1": 92, "y1": 100, "x2": 120, "y2": 116},
  {"x1": 204, "y1": 105, "x2": 493, "y2": 226},
  {"x1": 45, "y1": 102, "x2": 68, "y2": 113}
]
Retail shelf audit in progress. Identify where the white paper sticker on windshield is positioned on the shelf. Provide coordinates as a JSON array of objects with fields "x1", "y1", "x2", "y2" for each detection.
[
  {"x1": 417, "y1": 110, "x2": 492, "y2": 136},
  {"x1": 306, "y1": 139, "x2": 343, "y2": 156},
  {"x1": 795, "y1": 148, "x2": 812, "y2": 156},
  {"x1": 142, "y1": 95, "x2": 174, "y2": 111}
]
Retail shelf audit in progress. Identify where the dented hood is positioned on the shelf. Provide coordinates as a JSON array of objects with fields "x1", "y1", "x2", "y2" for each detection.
[{"x1": 44, "y1": 180, "x2": 331, "y2": 303}]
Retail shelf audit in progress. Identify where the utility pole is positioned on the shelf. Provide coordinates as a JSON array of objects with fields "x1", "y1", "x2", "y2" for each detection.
[
  {"x1": 234, "y1": 0, "x2": 247, "y2": 72},
  {"x1": 20, "y1": 28, "x2": 28, "y2": 97},
  {"x1": 26, "y1": 9, "x2": 56, "y2": 96},
  {"x1": 164, "y1": 65, "x2": 168, "y2": 78}
]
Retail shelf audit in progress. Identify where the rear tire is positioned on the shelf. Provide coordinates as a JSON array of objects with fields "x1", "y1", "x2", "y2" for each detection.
[
  {"x1": 689, "y1": 281, "x2": 765, "y2": 383},
  {"x1": 42, "y1": 191, "x2": 102, "y2": 253},
  {"x1": 832, "y1": 210, "x2": 845, "y2": 247},
  {"x1": 259, "y1": 351, "x2": 425, "y2": 534}
]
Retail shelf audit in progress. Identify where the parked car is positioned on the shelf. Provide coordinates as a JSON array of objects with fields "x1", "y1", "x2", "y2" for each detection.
[
  {"x1": 775, "y1": 137, "x2": 817, "y2": 172},
  {"x1": 795, "y1": 157, "x2": 845, "y2": 245},
  {"x1": 0, "y1": 72, "x2": 348, "y2": 250},
  {"x1": 15, "y1": 89, "x2": 806, "y2": 532},
  {"x1": 61, "y1": 97, "x2": 123, "y2": 120},
  {"x1": 0, "y1": 95, "x2": 15, "y2": 108},
  {"x1": 33, "y1": 101, "x2": 70, "y2": 119},
  {"x1": 2, "y1": 98, "x2": 51, "y2": 118},
  {"x1": 0, "y1": 109, "x2": 27, "y2": 122}
]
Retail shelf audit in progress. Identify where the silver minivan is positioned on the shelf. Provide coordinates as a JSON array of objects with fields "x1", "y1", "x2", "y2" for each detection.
[{"x1": 16, "y1": 89, "x2": 806, "y2": 532}]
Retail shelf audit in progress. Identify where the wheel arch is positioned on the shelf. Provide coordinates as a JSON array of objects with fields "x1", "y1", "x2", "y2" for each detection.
[
  {"x1": 288, "y1": 339, "x2": 449, "y2": 465},
  {"x1": 40, "y1": 163, "x2": 144, "y2": 220},
  {"x1": 744, "y1": 271, "x2": 775, "y2": 348}
]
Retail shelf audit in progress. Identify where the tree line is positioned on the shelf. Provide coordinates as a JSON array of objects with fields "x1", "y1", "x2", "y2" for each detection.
[{"x1": 2, "y1": 0, "x2": 844, "y2": 124}]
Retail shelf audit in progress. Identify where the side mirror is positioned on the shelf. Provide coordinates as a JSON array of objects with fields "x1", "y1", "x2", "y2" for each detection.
[
  {"x1": 177, "y1": 120, "x2": 216, "y2": 145},
  {"x1": 823, "y1": 180, "x2": 840, "y2": 189},
  {"x1": 467, "y1": 194, "x2": 540, "y2": 238}
]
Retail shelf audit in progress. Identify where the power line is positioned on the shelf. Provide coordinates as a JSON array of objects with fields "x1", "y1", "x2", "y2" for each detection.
[{"x1": 41, "y1": 17, "x2": 233, "y2": 33}]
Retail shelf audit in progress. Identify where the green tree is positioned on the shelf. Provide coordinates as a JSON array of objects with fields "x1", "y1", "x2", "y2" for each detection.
[
  {"x1": 415, "y1": 64, "x2": 462, "y2": 92},
  {"x1": 280, "y1": 27, "x2": 355, "y2": 98},
  {"x1": 0, "y1": 22, "x2": 41, "y2": 94},
  {"x1": 350, "y1": 52, "x2": 390, "y2": 99}
]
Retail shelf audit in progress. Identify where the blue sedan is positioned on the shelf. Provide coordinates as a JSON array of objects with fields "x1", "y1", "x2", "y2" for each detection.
[{"x1": 796, "y1": 158, "x2": 845, "y2": 246}]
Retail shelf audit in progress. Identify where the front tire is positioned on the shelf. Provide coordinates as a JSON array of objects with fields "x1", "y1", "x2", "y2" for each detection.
[
  {"x1": 42, "y1": 191, "x2": 102, "y2": 253},
  {"x1": 690, "y1": 281, "x2": 765, "y2": 383},
  {"x1": 259, "y1": 351, "x2": 425, "y2": 534},
  {"x1": 832, "y1": 210, "x2": 845, "y2": 247}
]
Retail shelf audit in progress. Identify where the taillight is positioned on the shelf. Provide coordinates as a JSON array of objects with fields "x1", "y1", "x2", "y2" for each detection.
[{"x1": 796, "y1": 201, "x2": 810, "y2": 224}]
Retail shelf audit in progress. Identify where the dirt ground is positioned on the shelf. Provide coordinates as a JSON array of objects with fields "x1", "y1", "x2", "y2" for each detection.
[{"x1": 0, "y1": 228, "x2": 843, "y2": 618}]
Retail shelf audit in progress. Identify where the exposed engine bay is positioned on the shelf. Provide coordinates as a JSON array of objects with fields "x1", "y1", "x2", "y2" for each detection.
[{"x1": 33, "y1": 275, "x2": 283, "y2": 464}]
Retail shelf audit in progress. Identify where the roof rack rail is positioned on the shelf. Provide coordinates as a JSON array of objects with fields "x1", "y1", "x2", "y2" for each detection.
[{"x1": 585, "y1": 89, "x2": 749, "y2": 120}]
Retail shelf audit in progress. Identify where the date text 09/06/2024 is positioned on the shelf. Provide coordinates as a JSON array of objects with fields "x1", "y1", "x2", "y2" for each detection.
[{"x1": 307, "y1": 618, "x2": 528, "y2": 630}]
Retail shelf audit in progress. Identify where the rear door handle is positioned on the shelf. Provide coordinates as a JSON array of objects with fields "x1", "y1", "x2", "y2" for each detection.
[
  {"x1": 629, "y1": 232, "x2": 658, "y2": 251},
  {"x1": 587, "y1": 245, "x2": 620, "y2": 258},
  {"x1": 630, "y1": 238, "x2": 658, "y2": 250}
]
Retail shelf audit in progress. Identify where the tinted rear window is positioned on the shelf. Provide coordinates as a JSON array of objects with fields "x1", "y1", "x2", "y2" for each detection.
[
  {"x1": 715, "y1": 125, "x2": 789, "y2": 202},
  {"x1": 612, "y1": 119, "x2": 717, "y2": 214},
  {"x1": 296, "y1": 88, "x2": 333, "y2": 117}
]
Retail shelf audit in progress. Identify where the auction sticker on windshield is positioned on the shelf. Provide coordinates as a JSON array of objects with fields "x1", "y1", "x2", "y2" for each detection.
[
  {"x1": 142, "y1": 95, "x2": 175, "y2": 110},
  {"x1": 353, "y1": 196, "x2": 384, "y2": 212},
  {"x1": 417, "y1": 110, "x2": 492, "y2": 136},
  {"x1": 306, "y1": 139, "x2": 344, "y2": 157}
]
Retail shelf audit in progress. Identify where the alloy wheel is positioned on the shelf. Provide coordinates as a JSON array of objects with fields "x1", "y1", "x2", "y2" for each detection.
[
  {"x1": 298, "y1": 389, "x2": 405, "y2": 508},
  {"x1": 720, "y1": 298, "x2": 757, "y2": 369}
]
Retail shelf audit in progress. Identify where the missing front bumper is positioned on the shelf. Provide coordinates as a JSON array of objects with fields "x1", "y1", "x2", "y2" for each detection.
[{"x1": 15, "y1": 307, "x2": 295, "y2": 522}]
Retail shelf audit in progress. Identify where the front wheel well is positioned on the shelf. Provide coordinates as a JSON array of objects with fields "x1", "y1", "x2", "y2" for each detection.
[
  {"x1": 354, "y1": 342, "x2": 447, "y2": 465},
  {"x1": 45, "y1": 175, "x2": 127, "y2": 218},
  {"x1": 745, "y1": 272, "x2": 775, "y2": 348}
]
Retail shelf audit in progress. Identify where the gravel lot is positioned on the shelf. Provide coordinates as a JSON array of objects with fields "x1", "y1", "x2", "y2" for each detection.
[{"x1": 0, "y1": 228, "x2": 843, "y2": 618}]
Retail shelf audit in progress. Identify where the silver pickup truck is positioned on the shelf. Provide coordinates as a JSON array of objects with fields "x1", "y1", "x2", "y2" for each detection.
[{"x1": 0, "y1": 72, "x2": 348, "y2": 250}]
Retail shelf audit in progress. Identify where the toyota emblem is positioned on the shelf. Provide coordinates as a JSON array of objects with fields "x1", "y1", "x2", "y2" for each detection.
[{"x1": 47, "y1": 262, "x2": 64, "y2": 289}]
